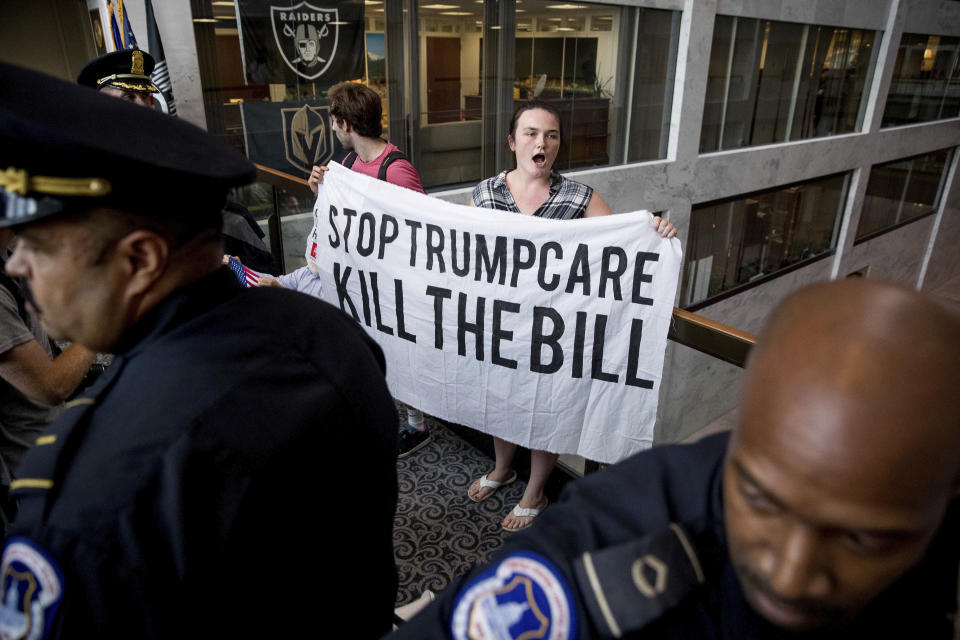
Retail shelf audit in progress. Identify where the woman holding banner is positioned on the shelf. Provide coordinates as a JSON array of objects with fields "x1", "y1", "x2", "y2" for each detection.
[{"x1": 467, "y1": 100, "x2": 677, "y2": 531}]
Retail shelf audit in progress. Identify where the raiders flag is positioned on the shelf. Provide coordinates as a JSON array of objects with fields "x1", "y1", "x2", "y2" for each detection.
[{"x1": 236, "y1": 0, "x2": 365, "y2": 85}]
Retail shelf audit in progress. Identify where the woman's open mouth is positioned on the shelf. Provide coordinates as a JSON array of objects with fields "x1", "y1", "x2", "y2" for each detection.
[{"x1": 532, "y1": 153, "x2": 546, "y2": 166}]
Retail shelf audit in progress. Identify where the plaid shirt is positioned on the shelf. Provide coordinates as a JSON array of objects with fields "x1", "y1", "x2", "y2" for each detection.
[{"x1": 472, "y1": 170, "x2": 593, "y2": 219}]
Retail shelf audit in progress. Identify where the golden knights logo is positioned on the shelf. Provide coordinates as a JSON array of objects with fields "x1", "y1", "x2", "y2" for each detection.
[
  {"x1": 281, "y1": 104, "x2": 334, "y2": 173},
  {"x1": 271, "y1": 2, "x2": 339, "y2": 80}
]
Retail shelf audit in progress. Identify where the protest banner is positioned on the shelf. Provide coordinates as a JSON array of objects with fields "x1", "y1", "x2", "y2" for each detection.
[{"x1": 310, "y1": 163, "x2": 682, "y2": 463}]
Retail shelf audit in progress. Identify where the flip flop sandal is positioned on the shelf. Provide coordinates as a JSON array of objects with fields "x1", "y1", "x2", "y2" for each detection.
[
  {"x1": 468, "y1": 470, "x2": 518, "y2": 502},
  {"x1": 502, "y1": 498, "x2": 548, "y2": 532}
]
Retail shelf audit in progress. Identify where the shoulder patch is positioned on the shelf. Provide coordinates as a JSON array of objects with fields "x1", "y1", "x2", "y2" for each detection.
[
  {"x1": 573, "y1": 524, "x2": 705, "y2": 638},
  {"x1": 0, "y1": 538, "x2": 64, "y2": 640},
  {"x1": 451, "y1": 551, "x2": 577, "y2": 640}
]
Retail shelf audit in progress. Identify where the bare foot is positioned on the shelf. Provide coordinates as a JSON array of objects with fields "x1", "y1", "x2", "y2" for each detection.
[
  {"x1": 468, "y1": 468, "x2": 516, "y2": 502},
  {"x1": 502, "y1": 495, "x2": 548, "y2": 531}
]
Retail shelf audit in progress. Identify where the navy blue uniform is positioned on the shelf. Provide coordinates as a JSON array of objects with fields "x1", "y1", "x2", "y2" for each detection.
[
  {"x1": 1, "y1": 269, "x2": 399, "y2": 639},
  {"x1": 392, "y1": 433, "x2": 959, "y2": 639}
]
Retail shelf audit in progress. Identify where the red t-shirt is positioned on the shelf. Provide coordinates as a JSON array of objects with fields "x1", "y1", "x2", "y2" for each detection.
[{"x1": 347, "y1": 142, "x2": 425, "y2": 194}]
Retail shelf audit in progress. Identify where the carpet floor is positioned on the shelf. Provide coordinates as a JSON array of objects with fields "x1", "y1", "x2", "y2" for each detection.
[{"x1": 393, "y1": 410, "x2": 525, "y2": 606}]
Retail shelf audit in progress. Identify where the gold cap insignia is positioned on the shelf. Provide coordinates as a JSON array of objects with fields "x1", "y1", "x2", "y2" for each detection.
[
  {"x1": 0, "y1": 167, "x2": 111, "y2": 197},
  {"x1": 131, "y1": 50, "x2": 145, "y2": 76}
]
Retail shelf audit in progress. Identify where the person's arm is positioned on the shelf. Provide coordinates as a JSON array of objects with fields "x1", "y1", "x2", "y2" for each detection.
[
  {"x1": 585, "y1": 193, "x2": 678, "y2": 238},
  {"x1": 584, "y1": 192, "x2": 614, "y2": 217},
  {"x1": 255, "y1": 276, "x2": 283, "y2": 288},
  {"x1": 0, "y1": 341, "x2": 96, "y2": 406}
]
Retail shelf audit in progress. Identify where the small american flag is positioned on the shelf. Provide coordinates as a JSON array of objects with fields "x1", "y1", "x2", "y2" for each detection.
[{"x1": 228, "y1": 257, "x2": 263, "y2": 287}]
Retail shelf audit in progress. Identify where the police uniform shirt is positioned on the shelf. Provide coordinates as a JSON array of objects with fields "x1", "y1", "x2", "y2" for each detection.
[
  {"x1": 391, "y1": 433, "x2": 960, "y2": 639},
  {"x1": 2, "y1": 268, "x2": 400, "y2": 639}
]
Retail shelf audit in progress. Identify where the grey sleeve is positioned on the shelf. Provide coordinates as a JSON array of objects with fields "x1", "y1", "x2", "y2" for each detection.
[
  {"x1": 0, "y1": 287, "x2": 34, "y2": 355},
  {"x1": 277, "y1": 266, "x2": 324, "y2": 299}
]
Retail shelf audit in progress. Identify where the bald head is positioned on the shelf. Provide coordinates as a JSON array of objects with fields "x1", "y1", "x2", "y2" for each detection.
[
  {"x1": 724, "y1": 279, "x2": 960, "y2": 631},
  {"x1": 743, "y1": 278, "x2": 960, "y2": 494}
]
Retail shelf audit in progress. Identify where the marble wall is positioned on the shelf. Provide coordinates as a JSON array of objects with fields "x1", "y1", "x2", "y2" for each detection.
[
  {"x1": 694, "y1": 259, "x2": 835, "y2": 335},
  {"x1": 841, "y1": 219, "x2": 936, "y2": 286},
  {"x1": 923, "y1": 209, "x2": 960, "y2": 292},
  {"x1": 655, "y1": 342, "x2": 744, "y2": 444}
]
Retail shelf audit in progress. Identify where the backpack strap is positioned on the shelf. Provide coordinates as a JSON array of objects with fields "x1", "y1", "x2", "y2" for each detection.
[
  {"x1": 377, "y1": 150, "x2": 409, "y2": 182},
  {"x1": 341, "y1": 148, "x2": 409, "y2": 182}
]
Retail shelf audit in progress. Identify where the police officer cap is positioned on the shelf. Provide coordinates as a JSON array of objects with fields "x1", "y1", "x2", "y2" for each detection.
[
  {"x1": 0, "y1": 62, "x2": 256, "y2": 229},
  {"x1": 77, "y1": 48, "x2": 159, "y2": 94}
]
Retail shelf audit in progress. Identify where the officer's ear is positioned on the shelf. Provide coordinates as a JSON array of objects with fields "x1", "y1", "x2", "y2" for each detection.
[{"x1": 111, "y1": 229, "x2": 170, "y2": 296}]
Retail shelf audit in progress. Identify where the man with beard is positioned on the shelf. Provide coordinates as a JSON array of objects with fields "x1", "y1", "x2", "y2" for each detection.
[
  {"x1": 0, "y1": 63, "x2": 399, "y2": 639},
  {"x1": 391, "y1": 278, "x2": 960, "y2": 639}
]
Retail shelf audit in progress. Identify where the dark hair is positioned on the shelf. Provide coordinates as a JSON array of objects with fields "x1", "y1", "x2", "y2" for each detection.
[
  {"x1": 327, "y1": 81, "x2": 383, "y2": 138},
  {"x1": 508, "y1": 100, "x2": 563, "y2": 142},
  {"x1": 76, "y1": 206, "x2": 222, "y2": 259}
]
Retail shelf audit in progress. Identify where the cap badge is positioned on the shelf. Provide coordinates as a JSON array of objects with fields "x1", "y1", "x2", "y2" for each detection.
[
  {"x1": 0, "y1": 168, "x2": 28, "y2": 195},
  {"x1": 131, "y1": 50, "x2": 145, "y2": 75}
]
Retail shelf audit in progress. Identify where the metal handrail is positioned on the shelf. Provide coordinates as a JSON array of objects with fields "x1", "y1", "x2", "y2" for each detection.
[
  {"x1": 252, "y1": 164, "x2": 757, "y2": 366},
  {"x1": 669, "y1": 308, "x2": 755, "y2": 367},
  {"x1": 255, "y1": 163, "x2": 311, "y2": 194}
]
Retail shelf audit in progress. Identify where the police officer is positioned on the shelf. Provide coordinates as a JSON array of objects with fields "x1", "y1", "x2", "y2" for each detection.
[
  {"x1": 391, "y1": 278, "x2": 960, "y2": 639},
  {"x1": 80, "y1": 49, "x2": 278, "y2": 273},
  {"x1": 77, "y1": 48, "x2": 158, "y2": 108},
  {"x1": 0, "y1": 63, "x2": 399, "y2": 638}
]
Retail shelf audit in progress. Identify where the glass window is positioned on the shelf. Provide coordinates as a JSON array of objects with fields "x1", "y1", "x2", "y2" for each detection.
[
  {"x1": 682, "y1": 174, "x2": 849, "y2": 307},
  {"x1": 626, "y1": 8, "x2": 679, "y2": 162},
  {"x1": 190, "y1": 1, "x2": 679, "y2": 190},
  {"x1": 419, "y1": 1, "x2": 484, "y2": 187},
  {"x1": 881, "y1": 33, "x2": 960, "y2": 127},
  {"x1": 507, "y1": 4, "x2": 678, "y2": 171},
  {"x1": 701, "y1": 17, "x2": 876, "y2": 152},
  {"x1": 882, "y1": 34, "x2": 960, "y2": 127},
  {"x1": 856, "y1": 148, "x2": 953, "y2": 240}
]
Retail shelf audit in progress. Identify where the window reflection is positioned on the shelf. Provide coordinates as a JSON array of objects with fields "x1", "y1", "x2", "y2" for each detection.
[
  {"x1": 701, "y1": 16, "x2": 876, "y2": 152},
  {"x1": 856, "y1": 148, "x2": 952, "y2": 240},
  {"x1": 682, "y1": 174, "x2": 848, "y2": 307},
  {"x1": 883, "y1": 34, "x2": 960, "y2": 126}
]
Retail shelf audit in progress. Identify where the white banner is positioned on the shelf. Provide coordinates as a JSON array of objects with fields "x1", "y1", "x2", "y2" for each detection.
[{"x1": 309, "y1": 162, "x2": 682, "y2": 463}]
